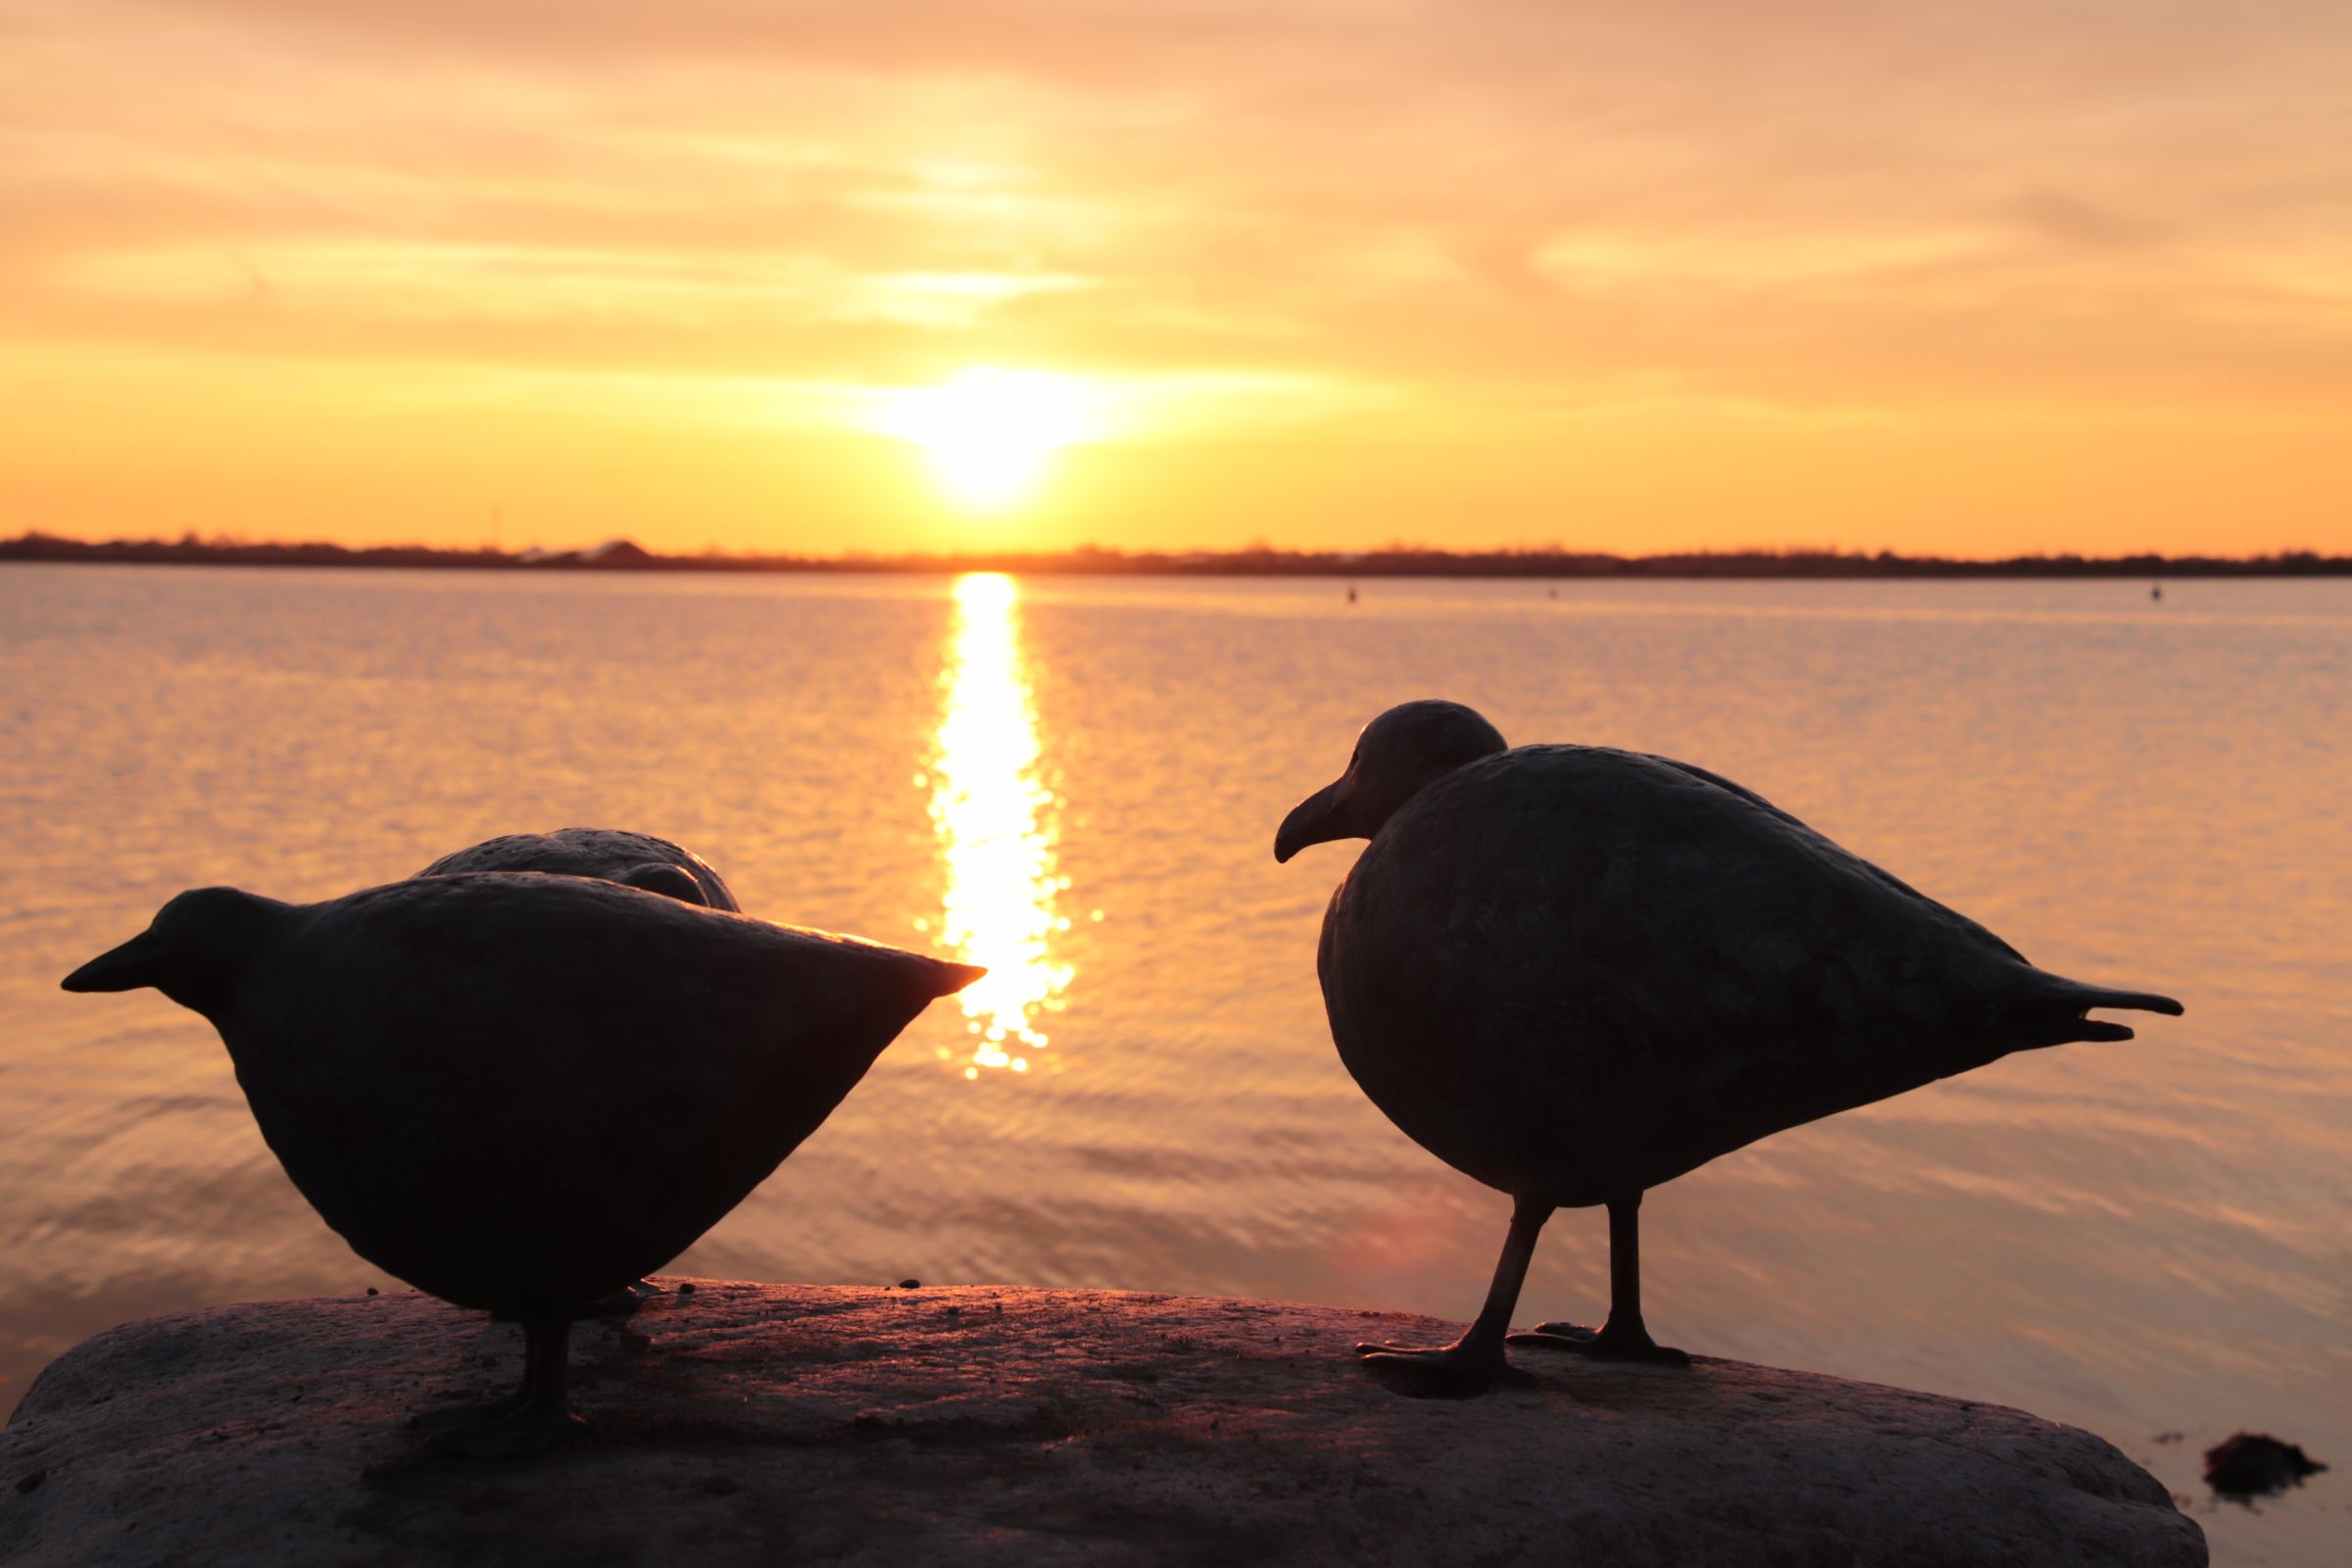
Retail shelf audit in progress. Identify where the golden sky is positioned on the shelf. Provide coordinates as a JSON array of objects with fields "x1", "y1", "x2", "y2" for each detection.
[{"x1": 3, "y1": 1, "x2": 2346, "y2": 556}]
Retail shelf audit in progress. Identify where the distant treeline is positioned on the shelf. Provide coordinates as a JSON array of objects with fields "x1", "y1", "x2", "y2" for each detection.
[{"x1": 4, "y1": 530, "x2": 2347, "y2": 579}]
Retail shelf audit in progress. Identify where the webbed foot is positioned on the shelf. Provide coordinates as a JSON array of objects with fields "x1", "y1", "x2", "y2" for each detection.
[
  {"x1": 1353, "y1": 1339, "x2": 1530, "y2": 1397},
  {"x1": 1506, "y1": 1320, "x2": 1690, "y2": 1367}
]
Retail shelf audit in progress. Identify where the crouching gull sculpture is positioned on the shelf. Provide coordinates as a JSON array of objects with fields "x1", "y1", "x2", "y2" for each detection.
[
  {"x1": 1274, "y1": 699, "x2": 2183, "y2": 1396},
  {"x1": 417, "y1": 826, "x2": 739, "y2": 910},
  {"x1": 63, "y1": 872, "x2": 980, "y2": 1453}
]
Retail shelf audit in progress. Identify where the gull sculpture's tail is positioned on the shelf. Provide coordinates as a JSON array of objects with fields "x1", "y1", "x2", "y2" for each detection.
[{"x1": 2013, "y1": 974, "x2": 2185, "y2": 1047}]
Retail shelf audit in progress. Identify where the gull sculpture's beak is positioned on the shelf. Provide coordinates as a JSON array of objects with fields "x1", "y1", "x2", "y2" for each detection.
[
  {"x1": 62, "y1": 930, "x2": 162, "y2": 994},
  {"x1": 1274, "y1": 778, "x2": 1349, "y2": 863}
]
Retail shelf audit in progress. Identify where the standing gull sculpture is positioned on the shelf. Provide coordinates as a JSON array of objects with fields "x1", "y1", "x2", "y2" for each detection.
[
  {"x1": 417, "y1": 826, "x2": 740, "y2": 910},
  {"x1": 63, "y1": 872, "x2": 980, "y2": 1453},
  {"x1": 1275, "y1": 699, "x2": 2183, "y2": 1396}
]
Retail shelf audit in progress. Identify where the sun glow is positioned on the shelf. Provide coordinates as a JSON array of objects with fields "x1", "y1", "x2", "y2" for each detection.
[
  {"x1": 924, "y1": 572, "x2": 1072, "y2": 1077},
  {"x1": 884, "y1": 367, "x2": 1094, "y2": 511}
]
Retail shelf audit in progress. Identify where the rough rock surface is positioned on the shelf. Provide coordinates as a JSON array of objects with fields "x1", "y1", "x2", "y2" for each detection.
[{"x1": 0, "y1": 1283, "x2": 2204, "y2": 1567}]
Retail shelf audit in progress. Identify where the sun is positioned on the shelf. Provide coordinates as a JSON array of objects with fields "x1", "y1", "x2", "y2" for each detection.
[{"x1": 882, "y1": 368, "x2": 1096, "y2": 512}]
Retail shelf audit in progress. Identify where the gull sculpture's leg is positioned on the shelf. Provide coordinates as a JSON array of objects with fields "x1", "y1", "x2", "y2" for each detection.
[
  {"x1": 417, "y1": 1316, "x2": 588, "y2": 1457},
  {"x1": 1509, "y1": 1193, "x2": 1690, "y2": 1366},
  {"x1": 1356, "y1": 1196, "x2": 1548, "y2": 1396}
]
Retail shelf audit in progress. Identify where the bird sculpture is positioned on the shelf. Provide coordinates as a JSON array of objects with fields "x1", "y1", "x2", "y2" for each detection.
[
  {"x1": 63, "y1": 872, "x2": 980, "y2": 1453},
  {"x1": 417, "y1": 827, "x2": 739, "y2": 910},
  {"x1": 1274, "y1": 699, "x2": 2182, "y2": 1396}
]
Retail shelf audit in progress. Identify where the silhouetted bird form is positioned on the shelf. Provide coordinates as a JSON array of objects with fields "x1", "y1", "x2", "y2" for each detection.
[
  {"x1": 418, "y1": 827, "x2": 739, "y2": 910},
  {"x1": 1275, "y1": 699, "x2": 2183, "y2": 1396},
  {"x1": 63, "y1": 873, "x2": 980, "y2": 1453}
]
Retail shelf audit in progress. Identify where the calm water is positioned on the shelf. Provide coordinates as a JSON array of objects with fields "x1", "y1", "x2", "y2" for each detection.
[{"x1": 3, "y1": 564, "x2": 2344, "y2": 1562}]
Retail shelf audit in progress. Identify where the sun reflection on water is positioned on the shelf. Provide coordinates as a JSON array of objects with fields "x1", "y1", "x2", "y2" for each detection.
[{"x1": 922, "y1": 572, "x2": 1072, "y2": 1078}]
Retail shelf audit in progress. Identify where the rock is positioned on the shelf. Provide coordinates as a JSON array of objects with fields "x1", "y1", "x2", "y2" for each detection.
[{"x1": 0, "y1": 1284, "x2": 2204, "y2": 1567}]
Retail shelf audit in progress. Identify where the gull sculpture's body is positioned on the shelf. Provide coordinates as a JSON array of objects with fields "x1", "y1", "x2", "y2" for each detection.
[
  {"x1": 65, "y1": 872, "x2": 979, "y2": 1451},
  {"x1": 1276, "y1": 700, "x2": 2182, "y2": 1395}
]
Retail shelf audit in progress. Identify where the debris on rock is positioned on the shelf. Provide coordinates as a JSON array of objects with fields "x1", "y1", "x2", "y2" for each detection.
[{"x1": 2203, "y1": 1432, "x2": 2327, "y2": 1496}]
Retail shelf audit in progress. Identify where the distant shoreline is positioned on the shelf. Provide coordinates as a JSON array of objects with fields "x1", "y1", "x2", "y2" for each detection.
[{"x1": 4, "y1": 531, "x2": 2346, "y2": 579}]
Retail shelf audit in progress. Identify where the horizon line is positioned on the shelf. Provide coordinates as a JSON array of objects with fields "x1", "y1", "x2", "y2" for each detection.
[{"x1": 4, "y1": 530, "x2": 2348, "y2": 579}]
